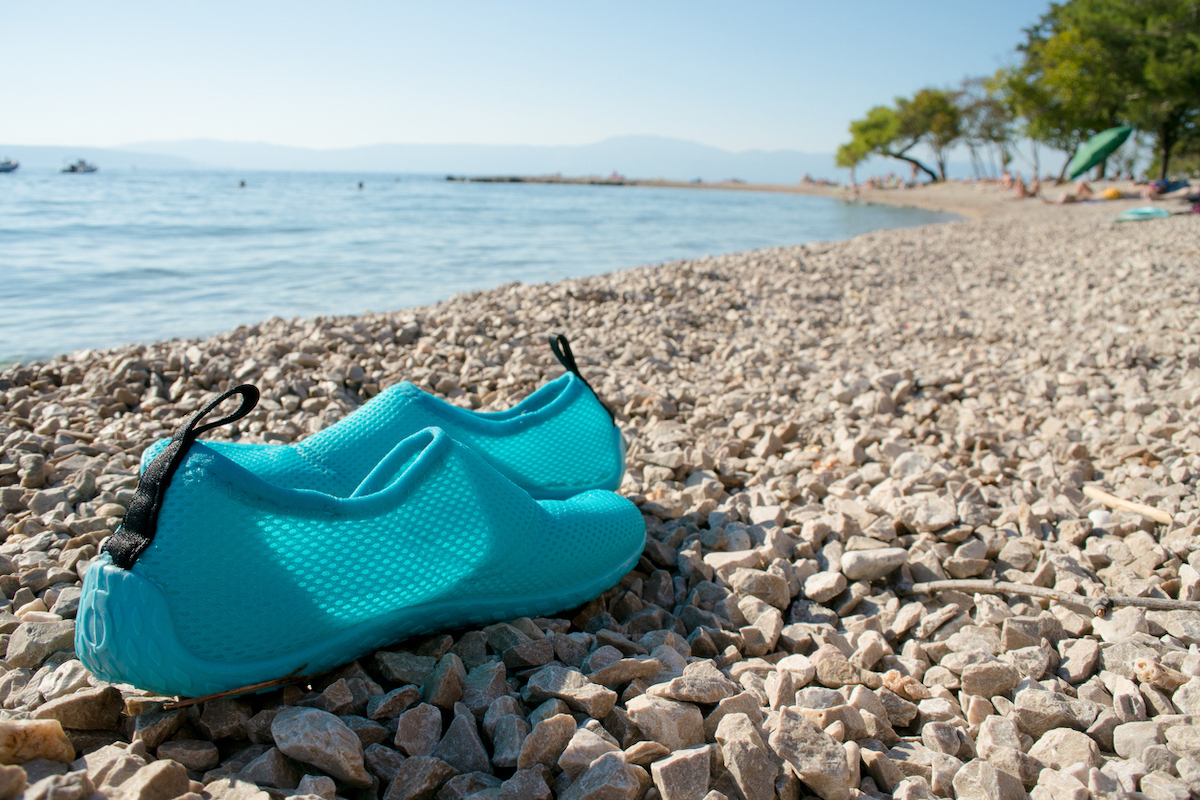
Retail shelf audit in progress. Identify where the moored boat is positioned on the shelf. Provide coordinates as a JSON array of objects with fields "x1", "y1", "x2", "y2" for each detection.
[{"x1": 61, "y1": 159, "x2": 98, "y2": 173}]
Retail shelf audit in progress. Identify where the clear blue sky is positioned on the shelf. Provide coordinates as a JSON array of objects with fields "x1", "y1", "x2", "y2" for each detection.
[{"x1": 5, "y1": 1, "x2": 1052, "y2": 153}]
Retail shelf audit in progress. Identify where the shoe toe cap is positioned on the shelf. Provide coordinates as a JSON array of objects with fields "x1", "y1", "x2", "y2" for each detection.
[{"x1": 543, "y1": 490, "x2": 646, "y2": 570}]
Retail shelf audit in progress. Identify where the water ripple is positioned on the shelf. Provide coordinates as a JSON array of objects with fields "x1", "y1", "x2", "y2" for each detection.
[{"x1": 0, "y1": 170, "x2": 953, "y2": 363}]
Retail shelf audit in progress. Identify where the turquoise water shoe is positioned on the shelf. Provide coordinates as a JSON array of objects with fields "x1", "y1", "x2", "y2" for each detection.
[
  {"x1": 78, "y1": 385, "x2": 645, "y2": 698},
  {"x1": 139, "y1": 335, "x2": 623, "y2": 501}
]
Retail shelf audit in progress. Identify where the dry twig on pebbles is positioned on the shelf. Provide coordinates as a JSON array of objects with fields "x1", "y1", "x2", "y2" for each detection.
[
  {"x1": 1083, "y1": 484, "x2": 1174, "y2": 526},
  {"x1": 905, "y1": 579, "x2": 1200, "y2": 615},
  {"x1": 162, "y1": 665, "x2": 316, "y2": 709},
  {"x1": 903, "y1": 579, "x2": 1111, "y2": 615}
]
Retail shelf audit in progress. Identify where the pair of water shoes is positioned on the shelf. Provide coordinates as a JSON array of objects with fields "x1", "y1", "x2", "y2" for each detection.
[{"x1": 76, "y1": 336, "x2": 646, "y2": 698}]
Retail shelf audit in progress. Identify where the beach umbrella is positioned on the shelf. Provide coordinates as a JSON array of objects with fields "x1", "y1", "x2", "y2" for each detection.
[{"x1": 1067, "y1": 126, "x2": 1133, "y2": 180}]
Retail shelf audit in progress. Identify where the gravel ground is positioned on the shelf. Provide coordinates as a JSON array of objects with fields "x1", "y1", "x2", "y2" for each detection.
[{"x1": 1, "y1": 210, "x2": 1198, "y2": 800}]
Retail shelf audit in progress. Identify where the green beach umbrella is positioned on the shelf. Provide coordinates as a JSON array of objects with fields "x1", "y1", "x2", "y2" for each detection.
[{"x1": 1067, "y1": 126, "x2": 1133, "y2": 180}]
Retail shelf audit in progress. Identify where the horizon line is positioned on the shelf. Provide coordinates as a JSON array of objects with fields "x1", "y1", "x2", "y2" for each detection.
[{"x1": 3, "y1": 135, "x2": 835, "y2": 157}]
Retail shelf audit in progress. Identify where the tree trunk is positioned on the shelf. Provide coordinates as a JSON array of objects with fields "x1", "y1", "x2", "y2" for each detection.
[
  {"x1": 1159, "y1": 123, "x2": 1176, "y2": 181},
  {"x1": 884, "y1": 151, "x2": 939, "y2": 182},
  {"x1": 1057, "y1": 149, "x2": 1073, "y2": 182}
]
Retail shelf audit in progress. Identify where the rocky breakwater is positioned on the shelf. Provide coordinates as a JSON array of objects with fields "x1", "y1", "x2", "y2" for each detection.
[{"x1": 0, "y1": 211, "x2": 1198, "y2": 800}]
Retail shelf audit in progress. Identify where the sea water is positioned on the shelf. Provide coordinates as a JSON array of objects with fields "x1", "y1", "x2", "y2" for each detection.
[{"x1": 0, "y1": 169, "x2": 953, "y2": 363}]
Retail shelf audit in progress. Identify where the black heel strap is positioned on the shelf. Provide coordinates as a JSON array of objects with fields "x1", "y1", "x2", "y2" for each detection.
[
  {"x1": 549, "y1": 334, "x2": 614, "y2": 422},
  {"x1": 104, "y1": 384, "x2": 260, "y2": 569}
]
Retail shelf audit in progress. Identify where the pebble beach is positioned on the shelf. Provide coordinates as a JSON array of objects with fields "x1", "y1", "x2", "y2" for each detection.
[{"x1": 1, "y1": 192, "x2": 1198, "y2": 800}]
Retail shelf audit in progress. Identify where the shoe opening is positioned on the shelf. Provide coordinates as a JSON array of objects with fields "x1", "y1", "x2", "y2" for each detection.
[
  {"x1": 350, "y1": 428, "x2": 440, "y2": 498},
  {"x1": 473, "y1": 373, "x2": 570, "y2": 421}
]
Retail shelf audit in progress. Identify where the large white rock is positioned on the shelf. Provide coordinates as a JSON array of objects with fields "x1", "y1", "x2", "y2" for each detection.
[{"x1": 841, "y1": 548, "x2": 908, "y2": 581}]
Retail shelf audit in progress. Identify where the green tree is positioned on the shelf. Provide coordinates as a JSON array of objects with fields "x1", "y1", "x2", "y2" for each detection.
[
  {"x1": 900, "y1": 89, "x2": 963, "y2": 181},
  {"x1": 960, "y1": 76, "x2": 1015, "y2": 177},
  {"x1": 835, "y1": 141, "x2": 869, "y2": 185},
  {"x1": 841, "y1": 89, "x2": 962, "y2": 182},
  {"x1": 993, "y1": 64, "x2": 1085, "y2": 179},
  {"x1": 1010, "y1": 0, "x2": 1200, "y2": 180},
  {"x1": 1108, "y1": 0, "x2": 1200, "y2": 178},
  {"x1": 998, "y1": 22, "x2": 1124, "y2": 178},
  {"x1": 1148, "y1": 126, "x2": 1200, "y2": 178}
]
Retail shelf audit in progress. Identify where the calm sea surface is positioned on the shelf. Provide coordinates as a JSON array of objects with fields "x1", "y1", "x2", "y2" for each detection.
[{"x1": 0, "y1": 169, "x2": 953, "y2": 364}]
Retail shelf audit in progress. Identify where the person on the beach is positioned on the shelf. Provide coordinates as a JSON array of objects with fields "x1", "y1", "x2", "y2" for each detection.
[
  {"x1": 1014, "y1": 175, "x2": 1030, "y2": 198},
  {"x1": 1141, "y1": 180, "x2": 1194, "y2": 201},
  {"x1": 1050, "y1": 180, "x2": 1095, "y2": 204},
  {"x1": 1012, "y1": 177, "x2": 1040, "y2": 199}
]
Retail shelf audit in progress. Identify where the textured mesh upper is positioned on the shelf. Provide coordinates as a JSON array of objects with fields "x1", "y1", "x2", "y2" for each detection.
[
  {"x1": 133, "y1": 433, "x2": 643, "y2": 664},
  {"x1": 206, "y1": 443, "x2": 338, "y2": 492},
  {"x1": 143, "y1": 374, "x2": 622, "y2": 499}
]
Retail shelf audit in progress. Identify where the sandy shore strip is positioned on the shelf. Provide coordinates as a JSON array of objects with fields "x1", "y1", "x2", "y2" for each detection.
[
  {"x1": 1, "y1": 206, "x2": 1198, "y2": 798},
  {"x1": 452, "y1": 173, "x2": 1192, "y2": 221}
]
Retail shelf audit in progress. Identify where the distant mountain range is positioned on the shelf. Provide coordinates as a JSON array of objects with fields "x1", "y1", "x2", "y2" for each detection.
[
  {"x1": 1, "y1": 136, "x2": 948, "y2": 182},
  {"x1": 0, "y1": 145, "x2": 195, "y2": 171},
  {"x1": 111, "y1": 136, "x2": 861, "y2": 182}
]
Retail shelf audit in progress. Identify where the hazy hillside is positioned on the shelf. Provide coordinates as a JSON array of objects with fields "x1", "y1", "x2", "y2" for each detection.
[
  {"x1": 3, "y1": 137, "x2": 972, "y2": 182},
  {"x1": 0, "y1": 145, "x2": 197, "y2": 171},
  {"x1": 117, "y1": 136, "x2": 874, "y2": 182}
]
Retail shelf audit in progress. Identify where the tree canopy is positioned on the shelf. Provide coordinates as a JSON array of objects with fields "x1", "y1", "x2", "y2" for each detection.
[
  {"x1": 843, "y1": 89, "x2": 961, "y2": 182},
  {"x1": 1006, "y1": 0, "x2": 1199, "y2": 178},
  {"x1": 840, "y1": 0, "x2": 1200, "y2": 181},
  {"x1": 960, "y1": 77, "x2": 1017, "y2": 178},
  {"x1": 835, "y1": 141, "x2": 870, "y2": 185}
]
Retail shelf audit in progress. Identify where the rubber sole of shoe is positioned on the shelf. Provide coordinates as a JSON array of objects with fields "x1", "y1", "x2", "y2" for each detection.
[{"x1": 76, "y1": 541, "x2": 643, "y2": 698}]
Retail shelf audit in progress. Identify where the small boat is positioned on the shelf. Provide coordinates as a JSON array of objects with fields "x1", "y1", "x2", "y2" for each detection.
[
  {"x1": 0, "y1": 159, "x2": 17, "y2": 173},
  {"x1": 61, "y1": 159, "x2": 98, "y2": 173}
]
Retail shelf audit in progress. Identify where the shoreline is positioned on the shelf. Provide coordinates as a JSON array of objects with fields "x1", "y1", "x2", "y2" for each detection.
[
  {"x1": 1, "y1": 184, "x2": 1183, "y2": 371},
  {"x1": 10, "y1": 171, "x2": 1187, "y2": 368},
  {"x1": 450, "y1": 173, "x2": 1187, "y2": 221},
  {"x1": 0, "y1": 172, "x2": 960, "y2": 369},
  {"x1": 6, "y1": 175, "x2": 1182, "y2": 371}
]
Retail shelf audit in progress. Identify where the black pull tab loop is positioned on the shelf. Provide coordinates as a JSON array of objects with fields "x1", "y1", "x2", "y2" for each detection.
[
  {"x1": 548, "y1": 333, "x2": 614, "y2": 422},
  {"x1": 548, "y1": 333, "x2": 583, "y2": 379},
  {"x1": 187, "y1": 384, "x2": 260, "y2": 438},
  {"x1": 103, "y1": 384, "x2": 259, "y2": 569}
]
